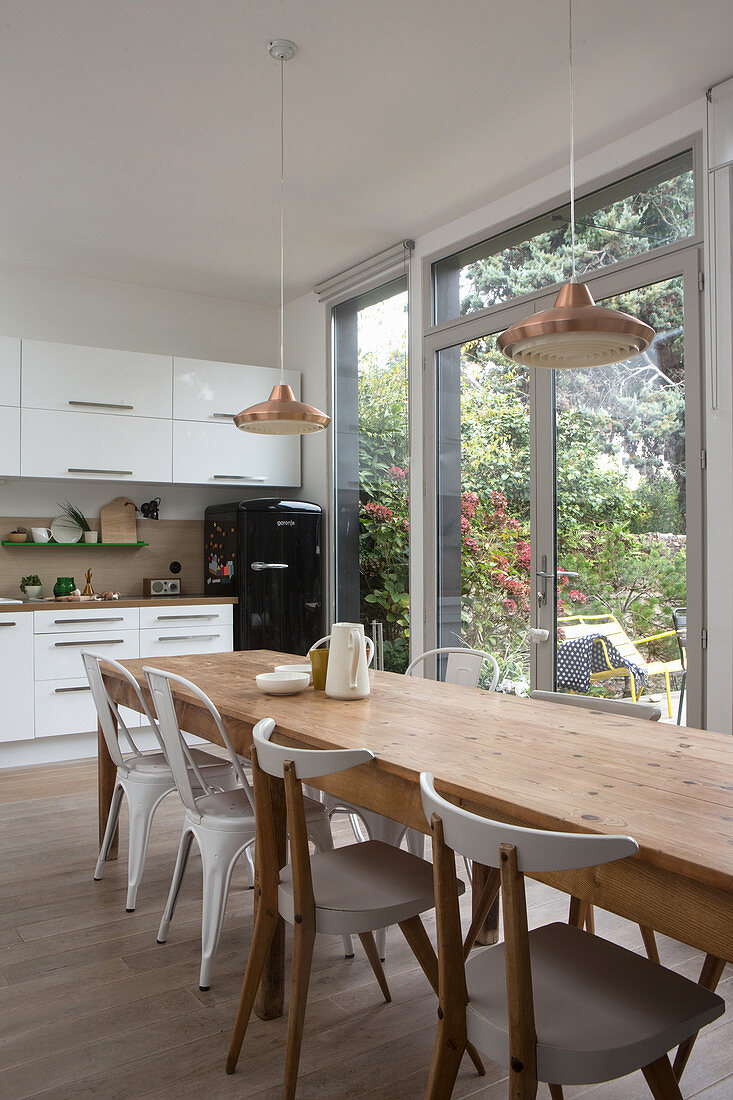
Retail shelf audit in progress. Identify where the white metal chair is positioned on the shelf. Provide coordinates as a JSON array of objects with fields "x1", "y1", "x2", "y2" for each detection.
[
  {"x1": 420, "y1": 772, "x2": 725, "y2": 1099},
  {"x1": 320, "y1": 643, "x2": 499, "y2": 958},
  {"x1": 530, "y1": 688, "x2": 662, "y2": 961},
  {"x1": 144, "y1": 667, "x2": 339, "y2": 990},
  {"x1": 226, "y1": 719, "x2": 473, "y2": 1099},
  {"x1": 84, "y1": 651, "x2": 237, "y2": 913}
]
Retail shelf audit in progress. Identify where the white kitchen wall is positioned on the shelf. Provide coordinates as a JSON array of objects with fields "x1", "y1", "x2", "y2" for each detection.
[
  {"x1": 285, "y1": 97, "x2": 733, "y2": 733},
  {"x1": 0, "y1": 262, "x2": 280, "y2": 519}
]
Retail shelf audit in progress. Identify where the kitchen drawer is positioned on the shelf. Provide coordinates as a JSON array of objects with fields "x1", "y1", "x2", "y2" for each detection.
[
  {"x1": 0, "y1": 612, "x2": 34, "y2": 743},
  {"x1": 0, "y1": 405, "x2": 20, "y2": 476},
  {"x1": 21, "y1": 409, "x2": 173, "y2": 483},
  {"x1": 34, "y1": 607, "x2": 140, "y2": 633},
  {"x1": 21, "y1": 340, "x2": 172, "y2": 418},
  {"x1": 173, "y1": 357, "x2": 299, "y2": 423},
  {"x1": 173, "y1": 419, "x2": 300, "y2": 488},
  {"x1": 34, "y1": 677, "x2": 141, "y2": 739},
  {"x1": 140, "y1": 624, "x2": 233, "y2": 659},
  {"x1": 34, "y1": 629, "x2": 139, "y2": 681},
  {"x1": 0, "y1": 337, "x2": 20, "y2": 405},
  {"x1": 139, "y1": 603, "x2": 232, "y2": 630}
]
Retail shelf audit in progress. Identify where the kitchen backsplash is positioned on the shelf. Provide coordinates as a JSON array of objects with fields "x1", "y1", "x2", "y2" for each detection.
[{"x1": 0, "y1": 518, "x2": 203, "y2": 598}]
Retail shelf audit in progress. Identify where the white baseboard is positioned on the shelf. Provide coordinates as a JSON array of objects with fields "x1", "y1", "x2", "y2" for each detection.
[{"x1": 0, "y1": 729, "x2": 205, "y2": 769}]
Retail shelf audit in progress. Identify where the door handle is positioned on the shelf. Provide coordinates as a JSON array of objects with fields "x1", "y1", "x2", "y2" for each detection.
[
  {"x1": 54, "y1": 639, "x2": 125, "y2": 647},
  {"x1": 157, "y1": 634, "x2": 221, "y2": 642},
  {"x1": 536, "y1": 557, "x2": 580, "y2": 606},
  {"x1": 54, "y1": 617, "x2": 124, "y2": 625},
  {"x1": 68, "y1": 400, "x2": 134, "y2": 411},
  {"x1": 250, "y1": 562, "x2": 289, "y2": 571},
  {"x1": 54, "y1": 685, "x2": 92, "y2": 693}
]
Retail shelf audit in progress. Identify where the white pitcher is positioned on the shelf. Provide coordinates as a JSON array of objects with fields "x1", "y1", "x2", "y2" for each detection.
[{"x1": 325, "y1": 622, "x2": 372, "y2": 700}]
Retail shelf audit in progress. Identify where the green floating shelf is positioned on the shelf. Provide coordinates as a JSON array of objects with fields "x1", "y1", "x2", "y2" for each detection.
[{"x1": 2, "y1": 541, "x2": 149, "y2": 548}]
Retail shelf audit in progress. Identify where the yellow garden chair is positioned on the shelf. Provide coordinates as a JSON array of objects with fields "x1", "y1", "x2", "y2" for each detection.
[{"x1": 557, "y1": 613, "x2": 683, "y2": 718}]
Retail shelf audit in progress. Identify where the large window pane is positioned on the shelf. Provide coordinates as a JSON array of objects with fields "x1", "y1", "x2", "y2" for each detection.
[
  {"x1": 433, "y1": 150, "x2": 693, "y2": 323},
  {"x1": 554, "y1": 276, "x2": 686, "y2": 720},
  {"x1": 334, "y1": 280, "x2": 409, "y2": 671},
  {"x1": 437, "y1": 335, "x2": 531, "y2": 691}
]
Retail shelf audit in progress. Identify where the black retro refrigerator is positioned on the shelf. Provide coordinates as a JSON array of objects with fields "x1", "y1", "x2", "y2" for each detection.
[{"x1": 204, "y1": 499, "x2": 322, "y2": 654}]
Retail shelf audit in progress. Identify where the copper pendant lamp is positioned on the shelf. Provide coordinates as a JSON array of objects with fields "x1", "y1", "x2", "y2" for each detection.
[
  {"x1": 498, "y1": 1, "x2": 654, "y2": 369},
  {"x1": 235, "y1": 40, "x2": 330, "y2": 436}
]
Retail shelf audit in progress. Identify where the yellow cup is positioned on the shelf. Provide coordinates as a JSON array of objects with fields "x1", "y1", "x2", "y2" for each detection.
[{"x1": 309, "y1": 647, "x2": 329, "y2": 691}]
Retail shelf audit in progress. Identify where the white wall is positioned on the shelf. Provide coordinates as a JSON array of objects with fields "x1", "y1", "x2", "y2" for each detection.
[
  {"x1": 286, "y1": 97, "x2": 733, "y2": 732},
  {"x1": 0, "y1": 263, "x2": 279, "y2": 519}
]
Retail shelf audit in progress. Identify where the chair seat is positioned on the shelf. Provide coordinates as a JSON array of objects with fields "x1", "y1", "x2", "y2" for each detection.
[
  {"x1": 465, "y1": 923, "x2": 724, "y2": 1086},
  {"x1": 645, "y1": 658, "x2": 683, "y2": 676},
  {"x1": 278, "y1": 839, "x2": 451, "y2": 935},
  {"x1": 192, "y1": 788, "x2": 327, "y2": 829},
  {"x1": 123, "y1": 749, "x2": 172, "y2": 777}
]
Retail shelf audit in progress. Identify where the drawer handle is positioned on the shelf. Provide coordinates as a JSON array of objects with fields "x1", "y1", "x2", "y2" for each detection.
[
  {"x1": 68, "y1": 400, "x2": 134, "y2": 411},
  {"x1": 54, "y1": 685, "x2": 92, "y2": 694},
  {"x1": 158, "y1": 634, "x2": 220, "y2": 642},
  {"x1": 54, "y1": 639, "x2": 126, "y2": 647},
  {"x1": 251, "y1": 562, "x2": 288, "y2": 571},
  {"x1": 54, "y1": 617, "x2": 125, "y2": 625},
  {"x1": 156, "y1": 614, "x2": 217, "y2": 621},
  {"x1": 211, "y1": 412, "x2": 237, "y2": 419},
  {"x1": 212, "y1": 474, "x2": 266, "y2": 481},
  {"x1": 0, "y1": 621, "x2": 17, "y2": 627},
  {"x1": 68, "y1": 468, "x2": 133, "y2": 476}
]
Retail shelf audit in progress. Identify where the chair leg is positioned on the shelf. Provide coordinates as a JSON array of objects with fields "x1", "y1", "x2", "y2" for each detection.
[
  {"x1": 663, "y1": 670, "x2": 673, "y2": 720},
  {"x1": 157, "y1": 828, "x2": 195, "y2": 943},
  {"x1": 548, "y1": 1086, "x2": 564, "y2": 1099},
  {"x1": 198, "y1": 831, "x2": 247, "y2": 990},
  {"x1": 357, "y1": 931, "x2": 391, "y2": 1003},
  {"x1": 639, "y1": 924, "x2": 660, "y2": 964},
  {"x1": 677, "y1": 671, "x2": 686, "y2": 725},
  {"x1": 226, "y1": 893, "x2": 279, "y2": 1075},
  {"x1": 641, "y1": 1054, "x2": 683, "y2": 1099},
  {"x1": 425, "y1": 1017, "x2": 466, "y2": 1100},
  {"x1": 283, "y1": 920, "x2": 316, "y2": 1100},
  {"x1": 673, "y1": 953, "x2": 726, "y2": 1080},
  {"x1": 406, "y1": 828, "x2": 425, "y2": 857},
  {"x1": 584, "y1": 906, "x2": 595, "y2": 934},
  {"x1": 94, "y1": 782, "x2": 124, "y2": 880},
  {"x1": 125, "y1": 782, "x2": 171, "y2": 911},
  {"x1": 568, "y1": 895, "x2": 589, "y2": 929},
  {"x1": 243, "y1": 843, "x2": 255, "y2": 888},
  {"x1": 307, "y1": 814, "x2": 353, "y2": 958}
]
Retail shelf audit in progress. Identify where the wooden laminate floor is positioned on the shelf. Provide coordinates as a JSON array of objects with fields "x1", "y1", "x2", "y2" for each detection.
[{"x1": 0, "y1": 758, "x2": 731, "y2": 1100}]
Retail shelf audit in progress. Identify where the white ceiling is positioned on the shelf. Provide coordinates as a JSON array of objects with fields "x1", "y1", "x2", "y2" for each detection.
[{"x1": 1, "y1": 1, "x2": 731, "y2": 306}]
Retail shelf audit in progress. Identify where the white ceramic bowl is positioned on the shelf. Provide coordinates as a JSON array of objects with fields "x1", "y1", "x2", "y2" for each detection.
[
  {"x1": 255, "y1": 671, "x2": 310, "y2": 696},
  {"x1": 275, "y1": 662, "x2": 312, "y2": 684}
]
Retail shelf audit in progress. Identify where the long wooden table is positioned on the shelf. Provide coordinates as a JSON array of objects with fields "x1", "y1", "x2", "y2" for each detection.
[{"x1": 100, "y1": 649, "x2": 733, "y2": 1026}]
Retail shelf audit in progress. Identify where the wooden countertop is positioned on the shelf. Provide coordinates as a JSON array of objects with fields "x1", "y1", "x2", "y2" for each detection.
[{"x1": 0, "y1": 595, "x2": 238, "y2": 613}]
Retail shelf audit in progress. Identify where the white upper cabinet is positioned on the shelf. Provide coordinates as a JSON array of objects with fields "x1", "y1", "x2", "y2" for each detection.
[
  {"x1": 0, "y1": 337, "x2": 20, "y2": 405},
  {"x1": 173, "y1": 357, "x2": 299, "y2": 422},
  {"x1": 21, "y1": 409, "x2": 173, "y2": 482},
  {"x1": 0, "y1": 406, "x2": 20, "y2": 476},
  {"x1": 21, "y1": 340, "x2": 172, "y2": 418},
  {"x1": 172, "y1": 419, "x2": 300, "y2": 487}
]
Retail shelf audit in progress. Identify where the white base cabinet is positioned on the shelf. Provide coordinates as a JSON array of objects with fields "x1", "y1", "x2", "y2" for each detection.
[{"x1": 0, "y1": 612, "x2": 34, "y2": 743}]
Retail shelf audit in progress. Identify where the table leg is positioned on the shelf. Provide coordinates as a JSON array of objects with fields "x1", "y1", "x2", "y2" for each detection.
[
  {"x1": 97, "y1": 719, "x2": 118, "y2": 860},
  {"x1": 254, "y1": 771, "x2": 288, "y2": 1020},
  {"x1": 472, "y1": 863, "x2": 500, "y2": 946},
  {"x1": 673, "y1": 953, "x2": 726, "y2": 1080}
]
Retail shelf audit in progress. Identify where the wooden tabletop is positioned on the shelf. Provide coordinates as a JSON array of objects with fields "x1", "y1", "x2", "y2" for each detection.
[{"x1": 104, "y1": 649, "x2": 733, "y2": 897}]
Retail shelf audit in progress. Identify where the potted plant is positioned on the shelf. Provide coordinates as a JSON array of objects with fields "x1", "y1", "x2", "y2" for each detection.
[
  {"x1": 58, "y1": 500, "x2": 98, "y2": 543},
  {"x1": 20, "y1": 574, "x2": 42, "y2": 599}
]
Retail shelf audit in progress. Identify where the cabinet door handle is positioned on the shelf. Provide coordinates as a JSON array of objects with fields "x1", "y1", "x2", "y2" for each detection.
[
  {"x1": 68, "y1": 400, "x2": 134, "y2": 411},
  {"x1": 212, "y1": 474, "x2": 266, "y2": 481},
  {"x1": 0, "y1": 621, "x2": 17, "y2": 627},
  {"x1": 68, "y1": 468, "x2": 133, "y2": 476},
  {"x1": 157, "y1": 634, "x2": 220, "y2": 642},
  {"x1": 54, "y1": 617, "x2": 124, "y2": 625},
  {"x1": 54, "y1": 639, "x2": 126, "y2": 647},
  {"x1": 251, "y1": 562, "x2": 288, "y2": 571},
  {"x1": 211, "y1": 413, "x2": 237, "y2": 419},
  {"x1": 54, "y1": 685, "x2": 92, "y2": 694},
  {"x1": 156, "y1": 614, "x2": 217, "y2": 621}
]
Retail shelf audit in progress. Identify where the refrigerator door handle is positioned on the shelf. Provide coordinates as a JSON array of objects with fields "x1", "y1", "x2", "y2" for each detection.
[{"x1": 250, "y1": 562, "x2": 289, "y2": 571}]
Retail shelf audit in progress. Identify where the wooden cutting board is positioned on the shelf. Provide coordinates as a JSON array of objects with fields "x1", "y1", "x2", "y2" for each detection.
[{"x1": 100, "y1": 497, "x2": 138, "y2": 543}]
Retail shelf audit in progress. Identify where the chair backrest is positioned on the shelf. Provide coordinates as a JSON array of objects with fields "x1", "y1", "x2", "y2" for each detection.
[
  {"x1": 421, "y1": 772, "x2": 636, "y2": 1092},
  {"x1": 253, "y1": 718, "x2": 373, "y2": 780},
  {"x1": 529, "y1": 689, "x2": 661, "y2": 722},
  {"x1": 310, "y1": 633, "x2": 375, "y2": 667},
  {"x1": 419, "y1": 773, "x2": 637, "y2": 873},
  {"x1": 143, "y1": 666, "x2": 254, "y2": 814},
  {"x1": 558, "y1": 613, "x2": 645, "y2": 665},
  {"x1": 405, "y1": 647, "x2": 500, "y2": 692},
  {"x1": 82, "y1": 651, "x2": 155, "y2": 769},
  {"x1": 672, "y1": 607, "x2": 687, "y2": 666}
]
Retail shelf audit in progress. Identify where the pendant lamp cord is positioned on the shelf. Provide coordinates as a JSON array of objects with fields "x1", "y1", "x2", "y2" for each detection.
[
  {"x1": 279, "y1": 56, "x2": 286, "y2": 382},
  {"x1": 568, "y1": 0, "x2": 576, "y2": 281}
]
